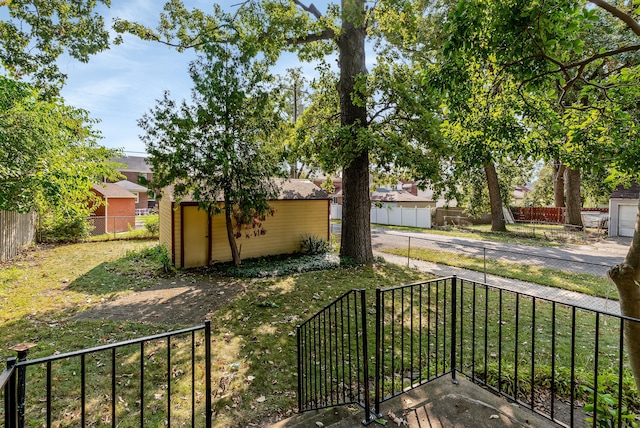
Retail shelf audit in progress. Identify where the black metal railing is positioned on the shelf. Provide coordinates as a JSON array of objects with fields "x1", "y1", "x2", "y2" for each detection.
[
  {"x1": 297, "y1": 289, "x2": 375, "y2": 423},
  {"x1": 1, "y1": 321, "x2": 212, "y2": 427},
  {"x1": 297, "y1": 276, "x2": 640, "y2": 427}
]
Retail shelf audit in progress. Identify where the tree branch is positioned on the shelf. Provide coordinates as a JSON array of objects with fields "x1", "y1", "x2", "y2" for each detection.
[
  {"x1": 589, "y1": 0, "x2": 640, "y2": 38},
  {"x1": 286, "y1": 28, "x2": 335, "y2": 45},
  {"x1": 293, "y1": 1, "x2": 323, "y2": 19}
]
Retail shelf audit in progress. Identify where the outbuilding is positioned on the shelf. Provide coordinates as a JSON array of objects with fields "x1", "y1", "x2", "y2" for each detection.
[
  {"x1": 608, "y1": 182, "x2": 639, "y2": 238},
  {"x1": 159, "y1": 179, "x2": 331, "y2": 268},
  {"x1": 90, "y1": 183, "x2": 137, "y2": 234}
]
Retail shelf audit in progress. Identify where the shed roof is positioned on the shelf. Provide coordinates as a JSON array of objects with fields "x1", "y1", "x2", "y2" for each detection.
[
  {"x1": 92, "y1": 182, "x2": 136, "y2": 199},
  {"x1": 371, "y1": 189, "x2": 432, "y2": 203},
  {"x1": 276, "y1": 179, "x2": 329, "y2": 200},
  {"x1": 116, "y1": 180, "x2": 148, "y2": 192},
  {"x1": 610, "y1": 182, "x2": 640, "y2": 199},
  {"x1": 164, "y1": 179, "x2": 330, "y2": 202}
]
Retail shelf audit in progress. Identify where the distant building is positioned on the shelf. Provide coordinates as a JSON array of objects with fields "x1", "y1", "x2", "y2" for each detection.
[
  {"x1": 111, "y1": 156, "x2": 156, "y2": 210},
  {"x1": 371, "y1": 188, "x2": 435, "y2": 208},
  {"x1": 90, "y1": 183, "x2": 136, "y2": 234}
]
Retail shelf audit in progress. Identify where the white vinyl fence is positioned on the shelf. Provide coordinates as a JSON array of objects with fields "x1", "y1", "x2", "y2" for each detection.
[
  {"x1": 331, "y1": 204, "x2": 432, "y2": 229},
  {"x1": 0, "y1": 210, "x2": 37, "y2": 262}
]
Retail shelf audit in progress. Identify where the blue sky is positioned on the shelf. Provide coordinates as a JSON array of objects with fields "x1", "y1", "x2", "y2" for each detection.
[{"x1": 58, "y1": 1, "x2": 333, "y2": 155}]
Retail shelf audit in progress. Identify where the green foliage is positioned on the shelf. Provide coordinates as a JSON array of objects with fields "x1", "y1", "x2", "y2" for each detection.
[
  {"x1": 0, "y1": 0, "x2": 111, "y2": 93},
  {"x1": 143, "y1": 214, "x2": 160, "y2": 236},
  {"x1": 584, "y1": 375, "x2": 639, "y2": 428},
  {"x1": 0, "y1": 76, "x2": 122, "y2": 242},
  {"x1": 37, "y1": 211, "x2": 93, "y2": 243},
  {"x1": 226, "y1": 253, "x2": 342, "y2": 278},
  {"x1": 123, "y1": 244, "x2": 174, "y2": 274},
  {"x1": 300, "y1": 234, "x2": 331, "y2": 255},
  {"x1": 140, "y1": 46, "x2": 286, "y2": 265}
]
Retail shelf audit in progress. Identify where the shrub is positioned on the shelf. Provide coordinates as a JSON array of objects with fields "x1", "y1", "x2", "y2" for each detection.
[
  {"x1": 126, "y1": 244, "x2": 174, "y2": 273},
  {"x1": 143, "y1": 214, "x2": 160, "y2": 236},
  {"x1": 300, "y1": 234, "x2": 331, "y2": 255},
  {"x1": 228, "y1": 253, "x2": 341, "y2": 278},
  {"x1": 37, "y1": 212, "x2": 93, "y2": 242}
]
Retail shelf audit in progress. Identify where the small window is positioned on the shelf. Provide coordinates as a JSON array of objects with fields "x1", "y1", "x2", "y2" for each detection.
[
  {"x1": 133, "y1": 192, "x2": 139, "y2": 204},
  {"x1": 333, "y1": 197, "x2": 339, "y2": 204}
]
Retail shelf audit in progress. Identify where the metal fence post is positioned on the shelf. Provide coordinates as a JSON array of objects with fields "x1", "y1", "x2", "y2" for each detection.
[
  {"x1": 296, "y1": 325, "x2": 302, "y2": 412},
  {"x1": 374, "y1": 288, "x2": 382, "y2": 417},
  {"x1": 5, "y1": 357, "x2": 18, "y2": 428},
  {"x1": 359, "y1": 290, "x2": 373, "y2": 424},
  {"x1": 450, "y1": 276, "x2": 458, "y2": 384},
  {"x1": 483, "y1": 247, "x2": 487, "y2": 283},
  {"x1": 204, "y1": 320, "x2": 212, "y2": 428},
  {"x1": 9, "y1": 343, "x2": 35, "y2": 428}
]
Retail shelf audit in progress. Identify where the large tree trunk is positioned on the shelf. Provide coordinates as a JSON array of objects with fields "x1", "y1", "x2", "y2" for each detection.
[
  {"x1": 337, "y1": 0, "x2": 373, "y2": 264},
  {"x1": 553, "y1": 161, "x2": 566, "y2": 208},
  {"x1": 608, "y1": 200, "x2": 640, "y2": 390},
  {"x1": 484, "y1": 161, "x2": 506, "y2": 232},
  {"x1": 224, "y1": 203, "x2": 241, "y2": 266},
  {"x1": 564, "y1": 167, "x2": 583, "y2": 227}
]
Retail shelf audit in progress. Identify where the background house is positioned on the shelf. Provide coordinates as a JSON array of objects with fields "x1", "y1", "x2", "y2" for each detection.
[
  {"x1": 371, "y1": 188, "x2": 435, "y2": 208},
  {"x1": 115, "y1": 180, "x2": 149, "y2": 213},
  {"x1": 609, "y1": 182, "x2": 639, "y2": 237},
  {"x1": 90, "y1": 183, "x2": 136, "y2": 234},
  {"x1": 159, "y1": 179, "x2": 331, "y2": 268},
  {"x1": 111, "y1": 156, "x2": 156, "y2": 210}
]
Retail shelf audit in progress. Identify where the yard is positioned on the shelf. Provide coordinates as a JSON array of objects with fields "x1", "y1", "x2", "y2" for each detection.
[
  {"x1": 0, "y1": 240, "x2": 428, "y2": 427},
  {"x1": 1, "y1": 237, "x2": 637, "y2": 427}
]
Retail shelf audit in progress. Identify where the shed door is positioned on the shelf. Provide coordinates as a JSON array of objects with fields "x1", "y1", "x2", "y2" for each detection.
[
  {"x1": 618, "y1": 204, "x2": 637, "y2": 237},
  {"x1": 182, "y1": 206, "x2": 209, "y2": 268}
]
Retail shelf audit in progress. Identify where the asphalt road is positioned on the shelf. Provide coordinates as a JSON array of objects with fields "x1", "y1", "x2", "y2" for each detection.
[{"x1": 331, "y1": 224, "x2": 631, "y2": 278}]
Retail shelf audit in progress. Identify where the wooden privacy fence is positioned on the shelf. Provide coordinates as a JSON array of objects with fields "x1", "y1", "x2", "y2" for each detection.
[
  {"x1": 0, "y1": 210, "x2": 37, "y2": 262},
  {"x1": 512, "y1": 207, "x2": 609, "y2": 224}
]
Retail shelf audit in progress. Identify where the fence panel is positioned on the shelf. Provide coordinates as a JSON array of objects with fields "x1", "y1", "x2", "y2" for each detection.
[
  {"x1": 454, "y1": 277, "x2": 638, "y2": 428},
  {"x1": 0, "y1": 210, "x2": 36, "y2": 262},
  {"x1": 297, "y1": 289, "x2": 373, "y2": 421},
  {"x1": 374, "y1": 277, "x2": 456, "y2": 414},
  {"x1": 297, "y1": 275, "x2": 640, "y2": 427},
  {"x1": 371, "y1": 207, "x2": 432, "y2": 229},
  {"x1": 7, "y1": 323, "x2": 212, "y2": 428}
]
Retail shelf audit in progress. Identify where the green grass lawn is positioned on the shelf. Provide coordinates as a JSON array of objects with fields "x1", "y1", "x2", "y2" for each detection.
[
  {"x1": 381, "y1": 246, "x2": 618, "y2": 299},
  {"x1": 0, "y1": 240, "x2": 429, "y2": 427},
  {"x1": 1, "y1": 240, "x2": 635, "y2": 427}
]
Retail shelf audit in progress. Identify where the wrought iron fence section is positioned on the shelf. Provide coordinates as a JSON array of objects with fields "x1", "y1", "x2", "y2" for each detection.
[
  {"x1": 374, "y1": 277, "x2": 456, "y2": 412},
  {"x1": 297, "y1": 289, "x2": 373, "y2": 420},
  {"x1": 297, "y1": 276, "x2": 639, "y2": 427},
  {"x1": 453, "y1": 277, "x2": 638, "y2": 428},
  {"x1": 1, "y1": 358, "x2": 18, "y2": 427},
  {"x1": 5, "y1": 322, "x2": 212, "y2": 428}
]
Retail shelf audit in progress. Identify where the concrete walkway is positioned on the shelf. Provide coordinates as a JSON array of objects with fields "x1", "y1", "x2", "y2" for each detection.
[{"x1": 378, "y1": 252, "x2": 622, "y2": 316}]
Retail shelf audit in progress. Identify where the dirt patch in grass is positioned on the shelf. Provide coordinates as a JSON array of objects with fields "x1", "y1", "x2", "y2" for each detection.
[{"x1": 73, "y1": 274, "x2": 247, "y2": 326}]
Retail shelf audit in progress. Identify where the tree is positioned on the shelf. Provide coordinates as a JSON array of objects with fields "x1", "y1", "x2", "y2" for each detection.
[
  {"x1": 0, "y1": 75, "x2": 121, "y2": 240},
  {"x1": 437, "y1": 62, "x2": 534, "y2": 231},
  {"x1": 139, "y1": 46, "x2": 284, "y2": 266},
  {"x1": 115, "y1": 0, "x2": 446, "y2": 264},
  {"x1": 446, "y1": 0, "x2": 640, "y2": 389},
  {"x1": 0, "y1": 0, "x2": 111, "y2": 94}
]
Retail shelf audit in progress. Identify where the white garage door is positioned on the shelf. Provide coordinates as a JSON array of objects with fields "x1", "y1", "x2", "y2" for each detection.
[{"x1": 619, "y1": 204, "x2": 637, "y2": 237}]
